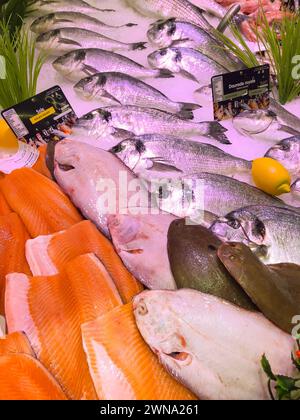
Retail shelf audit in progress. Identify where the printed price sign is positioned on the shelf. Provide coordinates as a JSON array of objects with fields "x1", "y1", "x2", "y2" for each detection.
[
  {"x1": 1, "y1": 86, "x2": 77, "y2": 147},
  {"x1": 211, "y1": 64, "x2": 270, "y2": 121}
]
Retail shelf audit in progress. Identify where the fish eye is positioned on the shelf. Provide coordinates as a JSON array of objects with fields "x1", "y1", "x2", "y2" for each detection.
[
  {"x1": 228, "y1": 219, "x2": 241, "y2": 229},
  {"x1": 111, "y1": 144, "x2": 125, "y2": 154},
  {"x1": 280, "y1": 143, "x2": 291, "y2": 151},
  {"x1": 159, "y1": 49, "x2": 168, "y2": 56},
  {"x1": 82, "y1": 114, "x2": 93, "y2": 120}
]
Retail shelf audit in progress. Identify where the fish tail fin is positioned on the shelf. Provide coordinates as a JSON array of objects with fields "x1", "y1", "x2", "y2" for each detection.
[
  {"x1": 179, "y1": 102, "x2": 202, "y2": 111},
  {"x1": 177, "y1": 110, "x2": 194, "y2": 120},
  {"x1": 204, "y1": 121, "x2": 231, "y2": 144},
  {"x1": 124, "y1": 23, "x2": 138, "y2": 27},
  {"x1": 156, "y1": 69, "x2": 174, "y2": 79},
  {"x1": 131, "y1": 42, "x2": 147, "y2": 51}
]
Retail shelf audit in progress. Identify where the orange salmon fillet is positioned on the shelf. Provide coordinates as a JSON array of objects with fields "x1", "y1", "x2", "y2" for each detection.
[
  {"x1": 82, "y1": 303, "x2": 198, "y2": 400},
  {"x1": 0, "y1": 213, "x2": 31, "y2": 315},
  {"x1": 26, "y1": 220, "x2": 143, "y2": 303},
  {"x1": 0, "y1": 168, "x2": 82, "y2": 238},
  {"x1": 0, "y1": 354, "x2": 67, "y2": 400},
  {"x1": 5, "y1": 253, "x2": 123, "y2": 400},
  {"x1": 0, "y1": 331, "x2": 35, "y2": 357}
]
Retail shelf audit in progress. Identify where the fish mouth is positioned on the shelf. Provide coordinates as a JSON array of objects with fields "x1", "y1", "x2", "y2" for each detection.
[{"x1": 46, "y1": 140, "x2": 76, "y2": 180}]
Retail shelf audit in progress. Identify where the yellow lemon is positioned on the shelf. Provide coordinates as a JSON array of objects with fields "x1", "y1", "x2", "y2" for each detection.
[{"x1": 252, "y1": 157, "x2": 291, "y2": 196}]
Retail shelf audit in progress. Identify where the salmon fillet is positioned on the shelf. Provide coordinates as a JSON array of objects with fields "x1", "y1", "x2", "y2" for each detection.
[
  {"x1": 26, "y1": 220, "x2": 143, "y2": 303},
  {"x1": 82, "y1": 303, "x2": 197, "y2": 400},
  {"x1": 5, "y1": 253, "x2": 123, "y2": 400},
  {"x1": 0, "y1": 213, "x2": 31, "y2": 315},
  {"x1": 0, "y1": 354, "x2": 67, "y2": 400},
  {"x1": 0, "y1": 168, "x2": 82, "y2": 238}
]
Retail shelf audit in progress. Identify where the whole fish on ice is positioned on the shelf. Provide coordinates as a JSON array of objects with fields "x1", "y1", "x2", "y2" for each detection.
[
  {"x1": 133, "y1": 289, "x2": 295, "y2": 400},
  {"x1": 31, "y1": 12, "x2": 137, "y2": 34},
  {"x1": 53, "y1": 49, "x2": 173, "y2": 82},
  {"x1": 29, "y1": 0, "x2": 115, "y2": 14},
  {"x1": 76, "y1": 107, "x2": 230, "y2": 144},
  {"x1": 111, "y1": 135, "x2": 251, "y2": 181},
  {"x1": 74, "y1": 72, "x2": 200, "y2": 119},
  {"x1": 148, "y1": 47, "x2": 227, "y2": 85},
  {"x1": 211, "y1": 205, "x2": 300, "y2": 265},
  {"x1": 36, "y1": 28, "x2": 147, "y2": 56}
]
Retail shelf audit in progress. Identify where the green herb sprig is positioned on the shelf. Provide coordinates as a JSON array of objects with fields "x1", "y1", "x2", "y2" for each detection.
[
  {"x1": 0, "y1": 20, "x2": 46, "y2": 109},
  {"x1": 261, "y1": 340, "x2": 300, "y2": 400}
]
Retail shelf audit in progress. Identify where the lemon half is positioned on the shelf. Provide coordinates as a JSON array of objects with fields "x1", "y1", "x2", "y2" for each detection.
[{"x1": 252, "y1": 157, "x2": 291, "y2": 196}]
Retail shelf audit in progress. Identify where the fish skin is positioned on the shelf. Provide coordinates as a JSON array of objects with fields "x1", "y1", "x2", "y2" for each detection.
[
  {"x1": 74, "y1": 72, "x2": 200, "y2": 119},
  {"x1": 29, "y1": 0, "x2": 115, "y2": 14},
  {"x1": 0, "y1": 190, "x2": 11, "y2": 215},
  {"x1": 147, "y1": 19, "x2": 243, "y2": 71},
  {"x1": 52, "y1": 49, "x2": 174, "y2": 82},
  {"x1": 125, "y1": 0, "x2": 214, "y2": 32},
  {"x1": 26, "y1": 220, "x2": 143, "y2": 303},
  {"x1": 211, "y1": 205, "x2": 300, "y2": 265},
  {"x1": 152, "y1": 172, "x2": 296, "y2": 220},
  {"x1": 148, "y1": 47, "x2": 227, "y2": 86},
  {"x1": 82, "y1": 303, "x2": 197, "y2": 400},
  {"x1": 0, "y1": 332, "x2": 35, "y2": 358},
  {"x1": 0, "y1": 213, "x2": 31, "y2": 316},
  {"x1": 269, "y1": 97, "x2": 300, "y2": 134},
  {"x1": 265, "y1": 136, "x2": 300, "y2": 179},
  {"x1": 233, "y1": 108, "x2": 300, "y2": 140},
  {"x1": 108, "y1": 212, "x2": 177, "y2": 290},
  {"x1": 0, "y1": 354, "x2": 68, "y2": 400},
  {"x1": 30, "y1": 12, "x2": 137, "y2": 35},
  {"x1": 52, "y1": 140, "x2": 146, "y2": 237},
  {"x1": 0, "y1": 168, "x2": 83, "y2": 238},
  {"x1": 167, "y1": 219, "x2": 256, "y2": 310},
  {"x1": 76, "y1": 106, "x2": 230, "y2": 144},
  {"x1": 6, "y1": 254, "x2": 122, "y2": 400},
  {"x1": 218, "y1": 242, "x2": 300, "y2": 334},
  {"x1": 36, "y1": 28, "x2": 147, "y2": 56},
  {"x1": 133, "y1": 289, "x2": 295, "y2": 400},
  {"x1": 110, "y1": 135, "x2": 251, "y2": 181}
]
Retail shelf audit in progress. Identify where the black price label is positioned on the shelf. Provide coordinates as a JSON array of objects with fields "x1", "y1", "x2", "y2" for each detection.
[
  {"x1": 1, "y1": 86, "x2": 77, "y2": 147},
  {"x1": 212, "y1": 64, "x2": 270, "y2": 121}
]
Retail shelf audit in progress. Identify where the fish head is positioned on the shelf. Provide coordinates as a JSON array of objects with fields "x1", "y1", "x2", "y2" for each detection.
[
  {"x1": 217, "y1": 242, "x2": 248, "y2": 281},
  {"x1": 52, "y1": 50, "x2": 88, "y2": 81},
  {"x1": 133, "y1": 289, "x2": 199, "y2": 383},
  {"x1": 148, "y1": 48, "x2": 182, "y2": 73},
  {"x1": 233, "y1": 110, "x2": 275, "y2": 136},
  {"x1": 265, "y1": 138, "x2": 300, "y2": 177},
  {"x1": 211, "y1": 209, "x2": 268, "y2": 258},
  {"x1": 36, "y1": 29, "x2": 63, "y2": 52},
  {"x1": 75, "y1": 109, "x2": 114, "y2": 138},
  {"x1": 291, "y1": 179, "x2": 300, "y2": 194},
  {"x1": 30, "y1": 13, "x2": 56, "y2": 33},
  {"x1": 74, "y1": 74, "x2": 107, "y2": 100},
  {"x1": 110, "y1": 138, "x2": 145, "y2": 170},
  {"x1": 147, "y1": 18, "x2": 177, "y2": 48}
]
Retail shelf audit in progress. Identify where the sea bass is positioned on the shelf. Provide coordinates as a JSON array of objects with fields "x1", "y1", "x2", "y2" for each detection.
[
  {"x1": 28, "y1": 0, "x2": 115, "y2": 14},
  {"x1": 110, "y1": 135, "x2": 251, "y2": 181},
  {"x1": 152, "y1": 172, "x2": 294, "y2": 219},
  {"x1": 148, "y1": 47, "x2": 227, "y2": 85},
  {"x1": 218, "y1": 242, "x2": 300, "y2": 334},
  {"x1": 51, "y1": 139, "x2": 146, "y2": 236},
  {"x1": 53, "y1": 49, "x2": 173, "y2": 82},
  {"x1": 125, "y1": 0, "x2": 213, "y2": 31},
  {"x1": 36, "y1": 28, "x2": 146, "y2": 56},
  {"x1": 167, "y1": 219, "x2": 256, "y2": 310},
  {"x1": 76, "y1": 107, "x2": 230, "y2": 144},
  {"x1": 147, "y1": 19, "x2": 243, "y2": 72},
  {"x1": 31, "y1": 12, "x2": 137, "y2": 35},
  {"x1": 74, "y1": 73, "x2": 200, "y2": 119},
  {"x1": 108, "y1": 212, "x2": 177, "y2": 290},
  {"x1": 133, "y1": 289, "x2": 295, "y2": 400},
  {"x1": 211, "y1": 205, "x2": 300, "y2": 265},
  {"x1": 265, "y1": 136, "x2": 300, "y2": 179}
]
